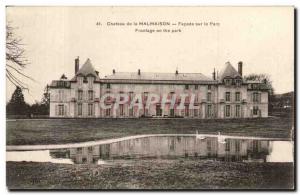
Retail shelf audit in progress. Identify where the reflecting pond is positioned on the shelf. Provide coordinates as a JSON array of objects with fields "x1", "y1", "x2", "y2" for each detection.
[{"x1": 6, "y1": 135, "x2": 293, "y2": 165}]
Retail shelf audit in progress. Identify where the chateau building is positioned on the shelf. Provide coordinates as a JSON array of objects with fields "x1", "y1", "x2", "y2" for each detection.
[{"x1": 49, "y1": 57, "x2": 269, "y2": 118}]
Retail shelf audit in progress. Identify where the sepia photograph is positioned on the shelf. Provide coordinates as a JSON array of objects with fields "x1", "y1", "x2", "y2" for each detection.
[{"x1": 5, "y1": 6, "x2": 295, "y2": 190}]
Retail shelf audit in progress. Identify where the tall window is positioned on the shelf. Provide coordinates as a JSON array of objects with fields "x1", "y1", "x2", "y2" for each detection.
[
  {"x1": 225, "y1": 105, "x2": 231, "y2": 117},
  {"x1": 225, "y1": 92, "x2": 231, "y2": 102},
  {"x1": 235, "y1": 141, "x2": 240, "y2": 152},
  {"x1": 58, "y1": 90, "x2": 64, "y2": 101},
  {"x1": 129, "y1": 92, "x2": 134, "y2": 101},
  {"x1": 78, "y1": 77, "x2": 83, "y2": 86},
  {"x1": 88, "y1": 77, "x2": 94, "y2": 88},
  {"x1": 78, "y1": 90, "x2": 83, "y2": 101},
  {"x1": 207, "y1": 92, "x2": 212, "y2": 102},
  {"x1": 106, "y1": 108, "x2": 111, "y2": 117},
  {"x1": 195, "y1": 85, "x2": 198, "y2": 90},
  {"x1": 194, "y1": 109, "x2": 198, "y2": 117},
  {"x1": 156, "y1": 105, "x2": 162, "y2": 116},
  {"x1": 253, "y1": 106, "x2": 259, "y2": 115},
  {"x1": 106, "y1": 83, "x2": 111, "y2": 89},
  {"x1": 185, "y1": 85, "x2": 189, "y2": 90},
  {"x1": 207, "y1": 105, "x2": 212, "y2": 117},
  {"x1": 88, "y1": 103, "x2": 93, "y2": 116},
  {"x1": 88, "y1": 90, "x2": 93, "y2": 100},
  {"x1": 58, "y1": 105, "x2": 64, "y2": 116},
  {"x1": 185, "y1": 105, "x2": 189, "y2": 117},
  {"x1": 78, "y1": 103, "x2": 82, "y2": 116},
  {"x1": 129, "y1": 107, "x2": 134, "y2": 117},
  {"x1": 253, "y1": 92, "x2": 259, "y2": 102},
  {"x1": 120, "y1": 104, "x2": 124, "y2": 116},
  {"x1": 143, "y1": 92, "x2": 148, "y2": 101},
  {"x1": 170, "y1": 108, "x2": 175, "y2": 117},
  {"x1": 235, "y1": 92, "x2": 240, "y2": 102},
  {"x1": 235, "y1": 105, "x2": 240, "y2": 117}
]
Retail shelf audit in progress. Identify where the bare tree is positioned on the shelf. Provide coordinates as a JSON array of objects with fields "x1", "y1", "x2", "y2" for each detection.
[{"x1": 6, "y1": 23, "x2": 33, "y2": 90}]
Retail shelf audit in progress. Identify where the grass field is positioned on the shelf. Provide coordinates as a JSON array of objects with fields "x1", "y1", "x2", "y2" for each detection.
[
  {"x1": 7, "y1": 117, "x2": 293, "y2": 145},
  {"x1": 6, "y1": 160, "x2": 294, "y2": 190}
]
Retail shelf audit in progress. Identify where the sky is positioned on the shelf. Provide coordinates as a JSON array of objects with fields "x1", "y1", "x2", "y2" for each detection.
[{"x1": 6, "y1": 6, "x2": 294, "y2": 104}]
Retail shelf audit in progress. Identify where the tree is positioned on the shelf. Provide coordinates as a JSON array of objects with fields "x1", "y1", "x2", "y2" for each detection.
[
  {"x1": 6, "y1": 86, "x2": 30, "y2": 115},
  {"x1": 243, "y1": 74, "x2": 274, "y2": 95},
  {"x1": 6, "y1": 23, "x2": 33, "y2": 90},
  {"x1": 38, "y1": 85, "x2": 50, "y2": 115}
]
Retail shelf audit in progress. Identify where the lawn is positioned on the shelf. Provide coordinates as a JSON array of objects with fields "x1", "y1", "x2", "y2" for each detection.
[
  {"x1": 6, "y1": 117, "x2": 293, "y2": 145},
  {"x1": 6, "y1": 160, "x2": 294, "y2": 190}
]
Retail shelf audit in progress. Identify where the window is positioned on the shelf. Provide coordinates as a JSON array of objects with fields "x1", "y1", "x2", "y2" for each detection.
[
  {"x1": 224, "y1": 79, "x2": 231, "y2": 86},
  {"x1": 236, "y1": 79, "x2": 242, "y2": 87},
  {"x1": 207, "y1": 92, "x2": 212, "y2": 102},
  {"x1": 58, "y1": 90, "x2": 64, "y2": 101},
  {"x1": 77, "y1": 148, "x2": 82, "y2": 153},
  {"x1": 235, "y1": 105, "x2": 240, "y2": 117},
  {"x1": 235, "y1": 92, "x2": 240, "y2": 102},
  {"x1": 143, "y1": 92, "x2": 148, "y2": 101},
  {"x1": 88, "y1": 90, "x2": 93, "y2": 100},
  {"x1": 194, "y1": 109, "x2": 198, "y2": 117},
  {"x1": 129, "y1": 107, "x2": 134, "y2": 117},
  {"x1": 106, "y1": 83, "x2": 111, "y2": 89},
  {"x1": 144, "y1": 108, "x2": 148, "y2": 116},
  {"x1": 120, "y1": 104, "x2": 124, "y2": 116},
  {"x1": 78, "y1": 90, "x2": 83, "y2": 101},
  {"x1": 58, "y1": 105, "x2": 64, "y2": 116},
  {"x1": 225, "y1": 141, "x2": 230, "y2": 151},
  {"x1": 106, "y1": 108, "x2": 111, "y2": 117},
  {"x1": 225, "y1": 105, "x2": 231, "y2": 117},
  {"x1": 185, "y1": 85, "x2": 189, "y2": 90},
  {"x1": 207, "y1": 140, "x2": 212, "y2": 151},
  {"x1": 208, "y1": 85, "x2": 212, "y2": 90},
  {"x1": 78, "y1": 103, "x2": 82, "y2": 116},
  {"x1": 185, "y1": 105, "x2": 189, "y2": 117},
  {"x1": 253, "y1": 92, "x2": 259, "y2": 102},
  {"x1": 195, "y1": 85, "x2": 198, "y2": 90},
  {"x1": 225, "y1": 92, "x2": 231, "y2": 102},
  {"x1": 235, "y1": 141, "x2": 240, "y2": 152},
  {"x1": 129, "y1": 92, "x2": 134, "y2": 100},
  {"x1": 207, "y1": 105, "x2": 212, "y2": 117},
  {"x1": 170, "y1": 109, "x2": 175, "y2": 117},
  {"x1": 88, "y1": 146, "x2": 93, "y2": 153},
  {"x1": 77, "y1": 77, "x2": 83, "y2": 86},
  {"x1": 253, "y1": 106, "x2": 259, "y2": 115},
  {"x1": 88, "y1": 104, "x2": 93, "y2": 116},
  {"x1": 156, "y1": 105, "x2": 162, "y2": 116},
  {"x1": 88, "y1": 77, "x2": 94, "y2": 88}
]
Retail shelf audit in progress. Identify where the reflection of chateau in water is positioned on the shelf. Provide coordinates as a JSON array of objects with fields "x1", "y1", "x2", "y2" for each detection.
[{"x1": 50, "y1": 136, "x2": 271, "y2": 164}]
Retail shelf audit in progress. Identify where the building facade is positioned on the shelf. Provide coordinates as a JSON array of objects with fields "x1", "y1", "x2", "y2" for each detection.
[{"x1": 49, "y1": 57, "x2": 269, "y2": 118}]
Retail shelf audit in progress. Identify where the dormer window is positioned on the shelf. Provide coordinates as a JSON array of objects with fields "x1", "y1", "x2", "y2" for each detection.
[
  {"x1": 87, "y1": 77, "x2": 94, "y2": 88},
  {"x1": 224, "y1": 79, "x2": 232, "y2": 86},
  {"x1": 77, "y1": 76, "x2": 83, "y2": 86},
  {"x1": 235, "y1": 79, "x2": 242, "y2": 87}
]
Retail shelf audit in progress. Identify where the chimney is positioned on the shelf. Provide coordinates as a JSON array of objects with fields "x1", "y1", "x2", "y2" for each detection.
[
  {"x1": 238, "y1": 61, "x2": 243, "y2": 76},
  {"x1": 75, "y1": 56, "x2": 79, "y2": 74},
  {"x1": 212, "y1": 68, "x2": 216, "y2": 80},
  {"x1": 138, "y1": 69, "x2": 141, "y2": 75},
  {"x1": 95, "y1": 71, "x2": 99, "y2": 76},
  {"x1": 113, "y1": 69, "x2": 115, "y2": 74},
  {"x1": 175, "y1": 70, "x2": 178, "y2": 75}
]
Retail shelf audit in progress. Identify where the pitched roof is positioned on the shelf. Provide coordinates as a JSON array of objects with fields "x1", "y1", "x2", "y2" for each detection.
[
  {"x1": 71, "y1": 59, "x2": 100, "y2": 81},
  {"x1": 218, "y1": 62, "x2": 241, "y2": 80},
  {"x1": 104, "y1": 72, "x2": 212, "y2": 81}
]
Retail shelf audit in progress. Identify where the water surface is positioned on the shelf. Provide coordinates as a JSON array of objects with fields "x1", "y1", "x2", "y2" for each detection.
[{"x1": 6, "y1": 135, "x2": 293, "y2": 164}]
